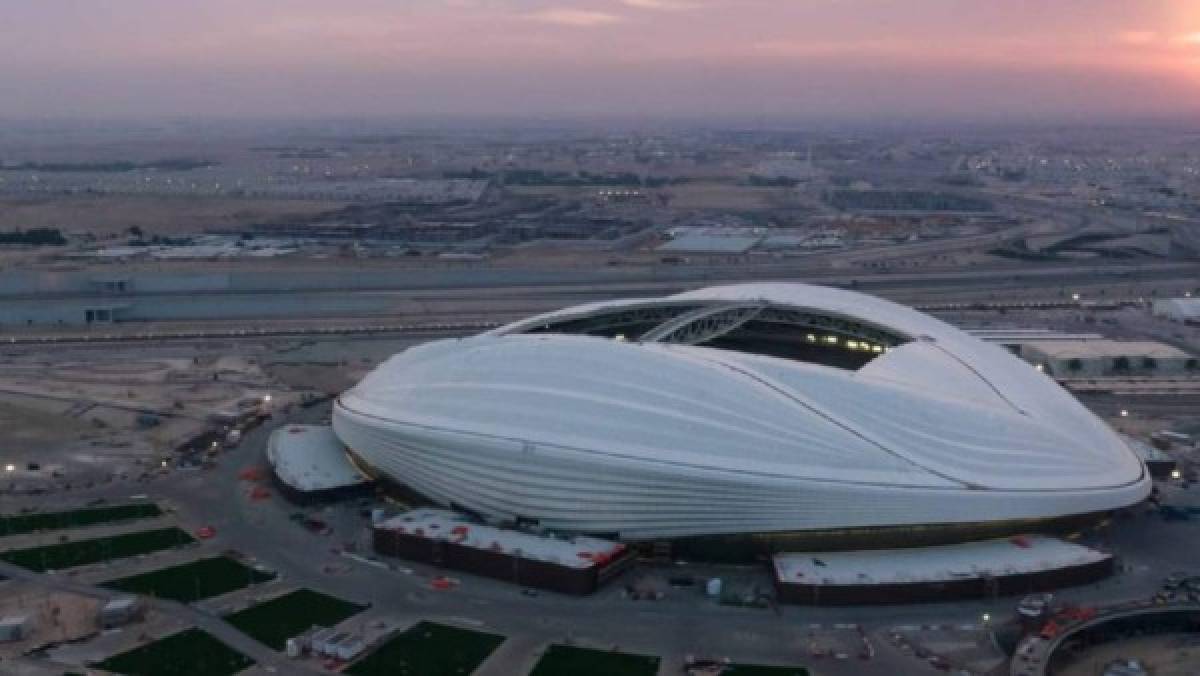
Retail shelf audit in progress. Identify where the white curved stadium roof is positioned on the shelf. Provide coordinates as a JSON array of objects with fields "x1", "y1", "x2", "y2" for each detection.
[{"x1": 334, "y1": 283, "x2": 1150, "y2": 539}]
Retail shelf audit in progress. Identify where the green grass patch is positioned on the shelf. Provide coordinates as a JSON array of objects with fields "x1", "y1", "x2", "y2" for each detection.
[
  {"x1": 105, "y1": 556, "x2": 275, "y2": 603},
  {"x1": 224, "y1": 588, "x2": 367, "y2": 650},
  {"x1": 724, "y1": 665, "x2": 810, "y2": 676},
  {"x1": 0, "y1": 527, "x2": 193, "y2": 572},
  {"x1": 0, "y1": 503, "x2": 162, "y2": 537},
  {"x1": 530, "y1": 644, "x2": 660, "y2": 676},
  {"x1": 347, "y1": 621, "x2": 504, "y2": 676},
  {"x1": 93, "y1": 628, "x2": 253, "y2": 676}
]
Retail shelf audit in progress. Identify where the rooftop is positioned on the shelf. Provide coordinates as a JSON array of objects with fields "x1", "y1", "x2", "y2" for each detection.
[
  {"x1": 1123, "y1": 435, "x2": 1173, "y2": 463},
  {"x1": 266, "y1": 425, "x2": 370, "y2": 492},
  {"x1": 376, "y1": 508, "x2": 626, "y2": 569},
  {"x1": 772, "y1": 535, "x2": 1108, "y2": 586},
  {"x1": 657, "y1": 234, "x2": 761, "y2": 254},
  {"x1": 1154, "y1": 297, "x2": 1200, "y2": 319},
  {"x1": 1021, "y1": 339, "x2": 1192, "y2": 360},
  {"x1": 966, "y1": 328, "x2": 1105, "y2": 343}
]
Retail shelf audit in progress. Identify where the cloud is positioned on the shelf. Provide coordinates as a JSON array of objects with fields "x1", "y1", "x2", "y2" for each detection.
[
  {"x1": 526, "y1": 8, "x2": 622, "y2": 26},
  {"x1": 1117, "y1": 30, "x2": 1158, "y2": 46},
  {"x1": 620, "y1": 0, "x2": 702, "y2": 10},
  {"x1": 1177, "y1": 32, "x2": 1200, "y2": 46}
]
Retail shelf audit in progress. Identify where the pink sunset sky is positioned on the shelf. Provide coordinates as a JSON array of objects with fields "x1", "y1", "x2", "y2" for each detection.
[{"x1": 3, "y1": 0, "x2": 1199, "y2": 122}]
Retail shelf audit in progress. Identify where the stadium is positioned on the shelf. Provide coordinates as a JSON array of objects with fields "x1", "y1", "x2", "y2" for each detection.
[{"x1": 333, "y1": 283, "x2": 1151, "y2": 546}]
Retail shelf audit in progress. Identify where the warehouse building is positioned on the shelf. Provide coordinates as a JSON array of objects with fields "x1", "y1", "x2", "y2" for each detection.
[
  {"x1": 772, "y1": 536, "x2": 1113, "y2": 605},
  {"x1": 373, "y1": 508, "x2": 635, "y2": 595},
  {"x1": 1021, "y1": 339, "x2": 1196, "y2": 377},
  {"x1": 1153, "y1": 297, "x2": 1200, "y2": 324}
]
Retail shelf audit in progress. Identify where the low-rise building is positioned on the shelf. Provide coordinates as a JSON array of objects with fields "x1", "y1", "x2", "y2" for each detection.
[
  {"x1": 99, "y1": 597, "x2": 142, "y2": 629},
  {"x1": 1020, "y1": 339, "x2": 1196, "y2": 377},
  {"x1": 373, "y1": 508, "x2": 635, "y2": 595},
  {"x1": 0, "y1": 616, "x2": 31, "y2": 643},
  {"x1": 1153, "y1": 297, "x2": 1200, "y2": 324}
]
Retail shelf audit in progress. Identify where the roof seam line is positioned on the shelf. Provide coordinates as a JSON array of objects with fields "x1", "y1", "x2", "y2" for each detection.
[{"x1": 692, "y1": 356, "x2": 975, "y2": 489}]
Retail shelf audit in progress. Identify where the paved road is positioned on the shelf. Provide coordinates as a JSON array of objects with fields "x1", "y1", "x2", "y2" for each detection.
[
  {"x1": 1, "y1": 259, "x2": 1195, "y2": 348},
  {"x1": 1011, "y1": 602, "x2": 1200, "y2": 676},
  {"x1": 1, "y1": 258, "x2": 1194, "y2": 303}
]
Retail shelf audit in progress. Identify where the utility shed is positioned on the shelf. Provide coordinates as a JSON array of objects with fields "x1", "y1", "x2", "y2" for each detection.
[
  {"x1": 0, "y1": 615, "x2": 30, "y2": 642},
  {"x1": 1020, "y1": 339, "x2": 1196, "y2": 377},
  {"x1": 99, "y1": 597, "x2": 142, "y2": 629}
]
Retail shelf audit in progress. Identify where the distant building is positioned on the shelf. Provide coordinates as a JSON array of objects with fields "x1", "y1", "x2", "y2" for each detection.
[
  {"x1": 1153, "y1": 297, "x2": 1200, "y2": 324},
  {"x1": 595, "y1": 189, "x2": 648, "y2": 203},
  {"x1": 1020, "y1": 339, "x2": 1196, "y2": 377},
  {"x1": 1169, "y1": 221, "x2": 1200, "y2": 259},
  {"x1": 657, "y1": 234, "x2": 761, "y2": 254}
]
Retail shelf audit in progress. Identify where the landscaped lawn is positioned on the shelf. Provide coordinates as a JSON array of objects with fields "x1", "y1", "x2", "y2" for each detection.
[
  {"x1": 0, "y1": 503, "x2": 161, "y2": 536},
  {"x1": 105, "y1": 555, "x2": 276, "y2": 603},
  {"x1": 0, "y1": 527, "x2": 193, "y2": 572},
  {"x1": 529, "y1": 644, "x2": 660, "y2": 676},
  {"x1": 346, "y1": 621, "x2": 505, "y2": 676},
  {"x1": 92, "y1": 628, "x2": 253, "y2": 676},
  {"x1": 224, "y1": 588, "x2": 368, "y2": 650}
]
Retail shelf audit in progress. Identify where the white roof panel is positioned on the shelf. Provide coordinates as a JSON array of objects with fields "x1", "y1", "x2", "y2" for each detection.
[{"x1": 267, "y1": 425, "x2": 369, "y2": 492}]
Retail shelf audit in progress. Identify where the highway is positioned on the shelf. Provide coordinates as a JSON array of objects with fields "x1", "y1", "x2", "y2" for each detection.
[
  {"x1": 0, "y1": 259, "x2": 1194, "y2": 339},
  {"x1": 0, "y1": 259, "x2": 1194, "y2": 302}
]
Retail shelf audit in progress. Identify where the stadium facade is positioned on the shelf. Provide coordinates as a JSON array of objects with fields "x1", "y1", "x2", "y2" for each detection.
[{"x1": 333, "y1": 283, "x2": 1150, "y2": 542}]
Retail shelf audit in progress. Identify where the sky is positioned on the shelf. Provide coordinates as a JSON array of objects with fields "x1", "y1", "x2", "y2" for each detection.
[{"x1": 2, "y1": 0, "x2": 1200, "y2": 124}]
